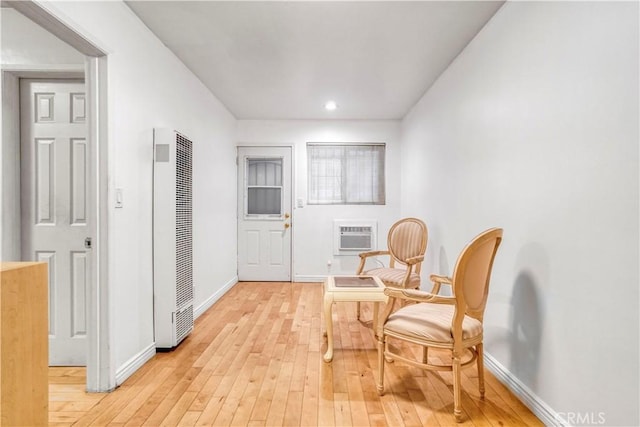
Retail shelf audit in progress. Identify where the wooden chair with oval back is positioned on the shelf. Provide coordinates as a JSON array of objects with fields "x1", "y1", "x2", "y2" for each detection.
[
  {"x1": 355, "y1": 217, "x2": 429, "y2": 320},
  {"x1": 376, "y1": 227, "x2": 504, "y2": 422}
]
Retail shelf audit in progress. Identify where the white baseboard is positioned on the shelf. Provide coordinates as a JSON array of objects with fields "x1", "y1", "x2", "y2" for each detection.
[
  {"x1": 294, "y1": 274, "x2": 326, "y2": 283},
  {"x1": 484, "y1": 352, "x2": 564, "y2": 426},
  {"x1": 115, "y1": 342, "x2": 156, "y2": 386},
  {"x1": 194, "y1": 275, "x2": 238, "y2": 319}
]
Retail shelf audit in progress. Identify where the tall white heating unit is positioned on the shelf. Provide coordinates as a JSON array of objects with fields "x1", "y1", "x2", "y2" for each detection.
[{"x1": 153, "y1": 128, "x2": 194, "y2": 349}]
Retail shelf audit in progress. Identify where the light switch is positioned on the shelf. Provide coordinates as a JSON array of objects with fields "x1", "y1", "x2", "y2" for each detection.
[
  {"x1": 115, "y1": 188, "x2": 123, "y2": 208},
  {"x1": 297, "y1": 198, "x2": 304, "y2": 208}
]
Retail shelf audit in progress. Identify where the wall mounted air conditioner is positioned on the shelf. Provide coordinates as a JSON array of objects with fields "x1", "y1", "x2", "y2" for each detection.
[
  {"x1": 153, "y1": 128, "x2": 194, "y2": 349},
  {"x1": 333, "y1": 220, "x2": 377, "y2": 255}
]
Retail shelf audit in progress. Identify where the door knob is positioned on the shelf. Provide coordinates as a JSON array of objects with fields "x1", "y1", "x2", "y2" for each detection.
[
  {"x1": 284, "y1": 223, "x2": 290, "y2": 229},
  {"x1": 284, "y1": 213, "x2": 290, "y2": 219}
]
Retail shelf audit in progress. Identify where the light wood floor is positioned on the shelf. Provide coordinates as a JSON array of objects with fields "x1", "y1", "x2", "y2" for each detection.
[{"x1": 49, "y1": 281, "x2": 542, "y2": 426}]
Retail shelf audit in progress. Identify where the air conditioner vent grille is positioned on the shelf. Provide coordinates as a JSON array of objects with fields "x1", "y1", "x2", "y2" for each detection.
[
  {"x1": 334, "y1": 220, "x2": 377, "y2": 254},
  {"x1": 175, "y1": 305, "x2": 193, "y2": 344},
  {"x1": 175, "y1": 134, "x2": 193, "y2": 308}
]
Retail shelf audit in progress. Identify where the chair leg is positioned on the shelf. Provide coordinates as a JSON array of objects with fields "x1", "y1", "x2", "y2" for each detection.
[
  {"x1": 377, "y1": 334, "x2": 386, "y2": 396},
  {"x1": 422, "y1": 346, "x2": 429, "y2": 365},
  {"x1": 477, "y1": 343, "x2": 485, "y2": 399},
  {"x1": 356, "y1": 301, "x2": 361, "y2": 320},
  {"x1": 453, "y1": 353, "x2": 463, "y2": 422}
]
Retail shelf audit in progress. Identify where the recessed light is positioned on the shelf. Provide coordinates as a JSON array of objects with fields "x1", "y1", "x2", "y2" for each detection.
[{"x1": 325, "y1": 101, "x2": 338, "y2": 111}]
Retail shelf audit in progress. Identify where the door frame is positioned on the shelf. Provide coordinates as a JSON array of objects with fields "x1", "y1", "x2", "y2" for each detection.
[
  {"x1": 236, "y1": 144, "x2": 296, "y2": 281},
  {"x1": 1, "y1": 1, "x2": 113, "y2": 392}
]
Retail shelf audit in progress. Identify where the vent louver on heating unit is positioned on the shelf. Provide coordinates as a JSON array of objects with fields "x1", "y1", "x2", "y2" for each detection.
[
  {"x1": 334, "y1": 220, "x2": 377, "y2": 255},
  {"x1": 153, "y1": 129, "x2": 194, "y2": 350}
]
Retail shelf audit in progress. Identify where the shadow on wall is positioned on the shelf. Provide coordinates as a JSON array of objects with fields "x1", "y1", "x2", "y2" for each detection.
[{"x1": 509, "y1": 243, "x2": 547, "y2": 390}]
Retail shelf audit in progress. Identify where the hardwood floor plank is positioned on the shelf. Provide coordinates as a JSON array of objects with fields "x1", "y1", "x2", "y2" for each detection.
[
  {"x1": 49, "y1": 391, "x2": 104, "y2": 403},
  {"x1": 49, "y1": 411, "x2": 85, "y2": 424},
  {"x1": 213, "y1": 353, "x2": 261, "y2": 425},
  {"x1": 159, "y1": 391, "x2": 198, "y2": 427},
  {"x1": 407, "y1": 387, "x2": 442, "y2": 426},
  {"x1": 68, "y1": 388, "x2": 128, "y2": 427},
  {"x1": 289, "y1": 344, "x2": 309, "y2": 393},
  {"x1": 300, "y1": 351, "x2": 320, "y2": 427},
  {"x1": 193, "y1": 394, "x2": 225, "y2": 426},
  {"x1": 318, "y1": 324, "x2": 336, "y2": 426},
  {"x1": 386, "y1": 365, "x2": 430, "y2": 427},
  {"x1": 283, "y1": 390, "x2": 303, "y2": 426},
  {"x1": 188, "y1": 374, "x2": 224, "y2": 412},
  {"x1": 264, "y1": 359, "x2": 294, "y2": 426},
  {"x1": 346, "y1": 372, "x2": 370, "y2": 427},
  {"x1": 142, "y1": 367, "x2": 204, "y2": 426},
  {"x1": 125, "y1": 365, "x2": 197, "y2": 426},
  {"x1": 176, "y1": 411, "x2": 201, "y2": 427},
  {"x1": 110, "y1": 367, "x2": 175, "y2": 424},
  {"x1": 379, "y1": 392, "x2": 406, "y2": 427},
  {"x1": 248, "y1": 343, "x2": 286, "y2": 422},
  {"x1": 49, "y1": 401, "x2": 101, "y2": 412},
  {"x1": 47, "y1": 282, "x2": 542, "y2": 427},
  {"x1": 333, "y1": 392, "x2": 353, "y2": 426}
]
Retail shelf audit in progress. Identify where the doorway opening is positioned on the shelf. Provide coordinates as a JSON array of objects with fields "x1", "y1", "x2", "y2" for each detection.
[{"x1": 1, "y1": 1, "x2": 111, "y2": 391}]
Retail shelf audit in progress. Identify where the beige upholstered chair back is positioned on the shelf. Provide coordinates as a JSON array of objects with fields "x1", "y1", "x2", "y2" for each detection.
[
  {"x1": 451, "y1": 228, "x2": 503, "y2": 323},
  {"x1": 387, "y1": 218, "x2": 428, "y2": 269}
]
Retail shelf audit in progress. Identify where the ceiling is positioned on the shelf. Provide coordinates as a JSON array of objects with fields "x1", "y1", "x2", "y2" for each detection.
[{"x1": 126, "y1": 1, "x2": 504, "y2": 120}]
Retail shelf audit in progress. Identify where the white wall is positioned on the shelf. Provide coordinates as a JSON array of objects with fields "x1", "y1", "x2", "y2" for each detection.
[
  {"x1": 0, "y1": 8, "x2": 85, "y2": 65},
  {"x1": 401, "y1": 2, "x2": 638, "y2": 425},
  {"x1": 39, "y1": 2, "x2": 238, "y2": 380},
  {"x1": 237, "y1": 120, "x2": 402, "y2": 280}
]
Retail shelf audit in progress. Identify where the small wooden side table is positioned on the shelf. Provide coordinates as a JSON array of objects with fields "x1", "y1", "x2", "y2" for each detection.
[{"x1": 323, "y1": 275, "x2": 386, "y2": 362}]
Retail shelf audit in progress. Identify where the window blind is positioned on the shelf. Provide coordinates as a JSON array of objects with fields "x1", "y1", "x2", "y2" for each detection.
[{"x1": 307, "y1": 143, "x2": 385, "y2": 205}]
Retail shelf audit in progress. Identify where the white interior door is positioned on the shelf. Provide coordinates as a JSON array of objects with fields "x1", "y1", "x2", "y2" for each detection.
[
  {"x1": 237, "y1": 146, "x2": 292, "y2": 281},
  {"x1": 20, "y1": 79, "x2": 88, "y2": 366}
]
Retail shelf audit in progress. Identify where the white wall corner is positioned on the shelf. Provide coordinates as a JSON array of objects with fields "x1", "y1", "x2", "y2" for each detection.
[
  {"x1": 194, "y1": 276, "x2": 238, "y2": 319},
  {"x1": 484, "y1": 352, "x2": 566, "y2": 427},
  {"x1": 115, "y1": 342, "x2": 156, "y2": 386}
]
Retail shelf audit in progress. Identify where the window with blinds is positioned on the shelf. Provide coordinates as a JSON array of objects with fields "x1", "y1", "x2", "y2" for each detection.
[{"x1": 307, "y1": 143, "x2": 385, "y2": 205}]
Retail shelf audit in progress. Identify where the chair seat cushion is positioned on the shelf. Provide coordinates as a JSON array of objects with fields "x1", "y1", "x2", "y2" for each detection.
[
  {"x1": 363, "y1": 268, "x2": 421, "y2": 289},
  {"x1": 384, "y1": 303, "x2": 482, "y2": 343}
]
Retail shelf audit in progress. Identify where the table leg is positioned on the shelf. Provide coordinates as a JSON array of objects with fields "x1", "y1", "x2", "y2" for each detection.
[
  {"x1": 323, "y1": 292, "x2": 334, "y2": 362},
  {"x1": 373, "y1": 301, "x2": 380, "y2": 337}
]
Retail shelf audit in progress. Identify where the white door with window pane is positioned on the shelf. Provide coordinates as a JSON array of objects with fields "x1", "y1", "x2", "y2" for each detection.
[{"x1": 237, "y1": 146, "x2": 292, "y2": 281}]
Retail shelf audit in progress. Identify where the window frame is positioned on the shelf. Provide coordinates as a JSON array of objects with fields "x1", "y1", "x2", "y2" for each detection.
[{"x1": 306, "y1": 142, "x2": 386, "y2": 205}]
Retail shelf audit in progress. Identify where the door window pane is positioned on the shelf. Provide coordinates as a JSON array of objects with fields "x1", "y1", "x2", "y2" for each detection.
[
  {"x1": 248, "y1": 188, "x2": 282, "y2": 215},
  {"x1": 247, "y1": 158, "x2": 282, "y2": 186},
  {"x1": 246, "y1": 158, "x2": 283, "y2": 216}
]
